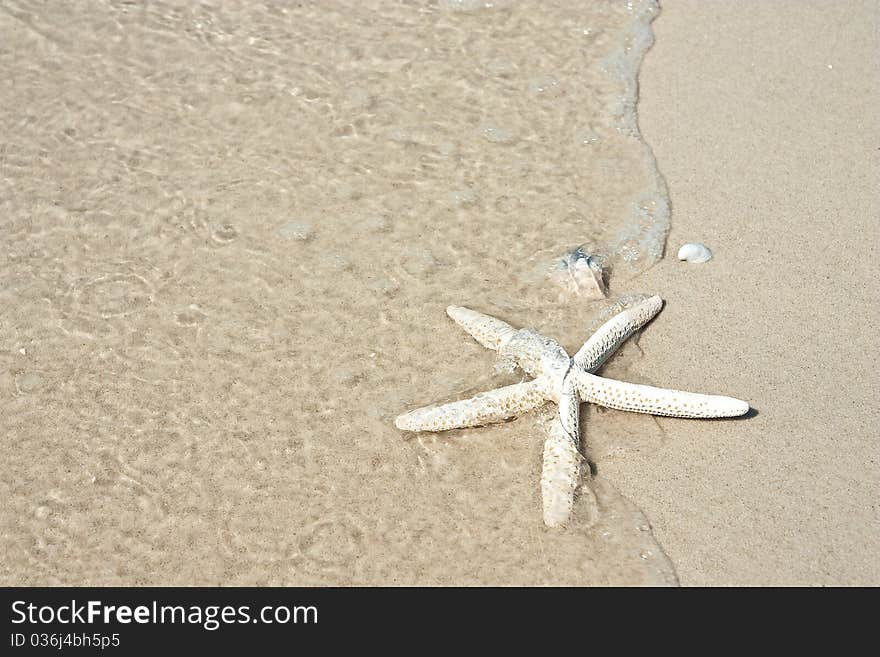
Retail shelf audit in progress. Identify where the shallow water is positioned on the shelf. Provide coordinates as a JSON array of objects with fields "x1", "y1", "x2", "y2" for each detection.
[{"x1": 1, "y1": 0, "x2": 675, "y2": 584}]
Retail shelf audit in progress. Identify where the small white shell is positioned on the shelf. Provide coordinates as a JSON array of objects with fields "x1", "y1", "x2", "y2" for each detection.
[{"x1": 677, "y1": 243, "x2": 713, "y2": 263}]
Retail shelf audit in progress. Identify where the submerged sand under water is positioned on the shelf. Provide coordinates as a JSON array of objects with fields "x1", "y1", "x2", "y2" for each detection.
[{"x1": 2, "y1": 1, "x2": 680, "y2": 584}]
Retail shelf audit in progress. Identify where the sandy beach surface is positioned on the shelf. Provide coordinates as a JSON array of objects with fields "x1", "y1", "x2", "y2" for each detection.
[
  {"x1": 624, "y1": 0, "x2": 879, "y2": 585},
  {"x1": 1, "y1": 0, "x2": 678, "y2": 586},
  {"x1": 1, "y1": 1, "x2": 876, "y2": 586}
]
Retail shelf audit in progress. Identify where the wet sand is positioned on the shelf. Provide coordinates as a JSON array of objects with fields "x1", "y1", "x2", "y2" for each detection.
[
  {"x1": 615, "y1": 0, "x2": 879, "y2": 585},
  {"x1": 1, "y1": 0, "x2": 677, "y2": 586}
]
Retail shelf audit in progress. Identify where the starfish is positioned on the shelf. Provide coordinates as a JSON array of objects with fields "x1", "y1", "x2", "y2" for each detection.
[{"x1": 395, "y1": 295, "x2": 749, "y2": 527}]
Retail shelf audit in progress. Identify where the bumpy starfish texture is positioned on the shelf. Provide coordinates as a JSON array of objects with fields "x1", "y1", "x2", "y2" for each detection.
[{"x1": 395, "y1": 296, "x2": 750, "y2": 527}]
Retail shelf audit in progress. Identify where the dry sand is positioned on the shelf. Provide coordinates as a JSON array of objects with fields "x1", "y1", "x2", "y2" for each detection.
[{"x1": 613, "y1": 0, "x2": 879, "y2": 585}]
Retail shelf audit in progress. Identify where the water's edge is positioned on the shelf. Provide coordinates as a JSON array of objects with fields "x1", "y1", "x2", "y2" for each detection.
[
  {"x1": 607, "y1": 0, "x2": 672, "y2": 280},
  {"x1": 598, "y1": 0, "x2": 680, "y2": 583}
]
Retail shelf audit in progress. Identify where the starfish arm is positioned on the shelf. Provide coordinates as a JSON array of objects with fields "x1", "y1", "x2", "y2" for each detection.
[
  {"x1": 446, "y1": 305, "x2": 518, "y2": 351},
  {"x1": 394, "y1": 377, "x2": 551, "y2": 432},
  {"x1": 541, "y1": 417, "x2": 583, "y2": 527},
  {"x1": 557, "y1": 382, "x2": 581, "y2": 440},
  {"x1": 573, "y1": 371, "x2": 749, "y2": 418},
  {"x1": 572, "y1": 295, "x2": 664, "y2": 372}
]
